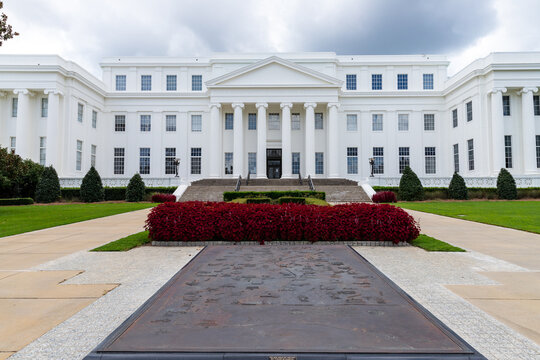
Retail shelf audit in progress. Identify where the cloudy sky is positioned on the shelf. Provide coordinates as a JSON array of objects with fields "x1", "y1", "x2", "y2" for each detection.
[{"x1": 2, "y1": 0, "x2": 540, "y2": 77}]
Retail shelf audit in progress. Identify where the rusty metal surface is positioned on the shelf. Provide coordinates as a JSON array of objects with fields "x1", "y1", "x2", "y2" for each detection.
[{"x1": 87, "y1": 246, "x2": 486, "y2": 359}]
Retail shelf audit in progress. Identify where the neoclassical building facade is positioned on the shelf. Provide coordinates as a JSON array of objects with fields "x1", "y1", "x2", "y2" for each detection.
[{"x1": 0, "y1": 52, "x2": 539, "y2": 187}]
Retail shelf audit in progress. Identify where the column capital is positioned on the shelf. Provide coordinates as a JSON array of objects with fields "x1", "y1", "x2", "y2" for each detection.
[
  {"x1": 0, "y1": 91, "x2": 6, "y2": 97},
  {"x1": 13, "y1": 89, "x2": 30, "y2": 95},
  {"x1": 519, "y1": 87, "x2": 538, "y2": 95},
  {"x1": 44, "y1": 89, "x2": 64, "y2": 96},
  {"x1": 328, "y1": 102, "x2": 340, "y2": 109},
  {"x1": 489, "y1": 87, "x2": 507, "y2": 95},
  {"x1": 209, "y1": 103, "x2": 221, "y2": 109},
  {"x1": 256, "y1": 102, "x2": 268, "y2": 109},
  {"x1": 280, "y1": 102, "x2": 293, "y2": 109},
  {"x1": 232, "y1": 102, "x2": 244, "y2": 109},
  {"x1": 304, "y1": 102, "x2": 317, "y2": 109}
]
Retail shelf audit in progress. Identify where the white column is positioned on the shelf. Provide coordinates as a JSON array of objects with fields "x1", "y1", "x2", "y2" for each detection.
[
  {"x1": 232, "y1": 102, "x2": 244, "y2": 177},
  {"x1": 44, "y1": 90, "x2": 62, "y2": 169},
  {"x1": 14, "y1": 89, "x2": 31, "y2": 160},
  {"x1": 256, "y1": 102, "x2": 268, "y2": 178},
  {"x1": 280, "y1": 103, "x2": 293, "y2": 178},
  {"x1": 520, "y1": 87, "x2": 538, "y2": 174},
  {"x1": 328, "y1": 102, "x2": 340, "y2": 178},
  {"x1": 209, "y1": 103, "x2": 221, "y2": 177},
  {"x1": 304, "y1": 102, "x2": 316, "y2": 176},
  {"x1": 490, "y1": 88, "x2": 507, "y2": 174}
]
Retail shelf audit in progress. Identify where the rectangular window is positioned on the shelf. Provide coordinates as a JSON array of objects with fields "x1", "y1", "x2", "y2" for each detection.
[
  {"x1": 192, "y1": 75, "x2": 202, "y2": 91},
  {"x1": 140, "y1": 115, "x2": 151, "y2": 132},
  {"x1": 225, "y1": 113, "x2": 234, "y2": 130},
  {"x1": 399, "y1": 147, "x2": 410, "y2": 174},
  {"x1": 139, "y1": 147, "x2": 150, "y2": 174},
  {"x1": 373, "y1": 147, "x2": 384, "y2": 174},
  {"x1": 39, "y1": 137, "x2": 46, "y2": 166},
  {"x1": 165, "y1": 115, "x2": 176, "y2": 132},
  {"x1": 115, "y1": 75, "x2": 126, "y2": 91},
  {"x1": 165, "y1": 148, "x2": 176, "y2": 175},
  {"x1": 77, "y1": 103, "x2": 84, "y2": 123},
  {"x1": 346, "y1": 74, "x2": 357, "y2": 90},
  {"x1": 534, "y1": 95, "x2": 540, "y2": 116},
  {"x1": 466, "y1": 101, "x2": 473, "y2": 122},
  {"x1": 114, "y1": 148, "x2": 125, "y2": 175},
  {"x1": 503, "y1": 95, "x2": 511, "y2": 116},
  {"x1": 347, "y1": 114, "x2": 357, "y2": 131},
  {"x1": 166, "y1": 75, "x2": 177, "y2": 91},
  {"x1": 372, "y1": 114, "x2": 383, "y2": 131},
  {"x1": 423, "y1": 73, "x2": 434, "y2": 90},
  {"x1": 115, "y1": 115, "x2": 126, "y2": 132},
  {"x1": 347, "y1": 147, "x2": 358, "y2": 174},
  {"x1": 397, "y1": 74, "x2": 408, "y2": 90},
  {"x1": 536, "y1": 135, "x2": 540, "y2": 168},
  {"x1": 92, "y1": 110, "x2": 97, "y2": 129},
  {"x1": 41, "y1": 98, "x2": 48, "y2": 117},
  {"x1": 191, "y1": 114, "x2": 202, "y2": 132},
  {"x1": 292, "y1": 152, "x2": 300, "y2": 175},
  {"x1": 291, "y1": 113, "x2": 301, "y2": 130},
  {"x1": 191, "y1": 147, "x2": 202, "y2": 174},
  {"x1": 372, "y1": 74, "x2": 382, "y2": 90},
  {"x1": 315, "y1": 113, "x2": 324, "y2": 129},
  {"x1": 452, "y1": 108, "x2": 458, "y2": 128},
  {"x1": 224, "y1": 152, "x2": 233, "y2": 175},
  {"x1": 248, "y1": 113, "x2": 257, "y2": 130},
  {"x1": 248, "y1": 152, "x2": 256, "y2": 174},
  {"x1": 76, "y1": 140, "x2": 83, "y2": 171},
  {"x1": 398, "y1": 114, "x2": 409, "y2": 131},
  {"x1": 505, "y1": 135, "x2": 512, "y2": 168},
  {"x1": 468, "y1": 139, "x2": 475, "y2": 171},
  {"x1": 268, "y1": 113, "x2": 280, "y2": 130},
  {"x1": 425, "y1": 147, "x2": 436, "y2": 174},
  {"x1": 9, "y1": 137, "x2": 16, "y2": 153},
  {"x1": 453, "y1": 144, "x2": 459, "y2": 173},
  {"x1": 91, "y1": 144, "x2": 96, "y2": 168},
  {"x1": 12, "y1": 98, "x2": 17, "y2": 117},
  {"x1": 141, "y1": 75, "x2": 152, "y2": 91},
  {"x1": 315, "y1": 152, "x2": 324, "y2": 174},
  {"x1": 424, "y1": 113, "x2": 435, "y2": 131}
]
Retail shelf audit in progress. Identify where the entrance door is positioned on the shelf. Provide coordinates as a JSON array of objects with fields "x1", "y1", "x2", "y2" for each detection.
[{"x1": 266, "y1": 149, "x2": 282, "y2": 179}]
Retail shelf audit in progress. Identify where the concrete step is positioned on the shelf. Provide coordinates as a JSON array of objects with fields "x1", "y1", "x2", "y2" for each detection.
[
  {"x1": 179, "y1": 186, "x2": 233, "y2": 202},
  {"x1": 317, "y1": 185, "x2": 372, "y2": 203}
]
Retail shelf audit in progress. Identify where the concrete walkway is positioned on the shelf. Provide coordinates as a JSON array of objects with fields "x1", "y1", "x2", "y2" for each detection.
[{"x1": 0, "y1": 209, "x2": 151, "y2": 359}]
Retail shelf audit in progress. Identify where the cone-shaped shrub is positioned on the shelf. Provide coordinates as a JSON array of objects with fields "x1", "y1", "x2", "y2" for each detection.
[
  {"x1": 35, "y1": 166, "x2": 61, "y2": 203},
  {"x1": 80, "y1": 167, "x2": 104, "y2": 202},
  {"x1": 496, "y1": 168, "x2": 517, "y2": 200},
  {"x1": 398, "y1": 166, "x2": 424, "y2": 201},
  {"x1": 448, "y1": 172, "x2": 468, "y2": 200},
  {"x1": 126, "y1": 173, "x2": 146, "y2": 202}
]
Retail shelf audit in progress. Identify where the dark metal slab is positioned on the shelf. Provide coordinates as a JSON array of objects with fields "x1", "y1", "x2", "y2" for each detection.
[{"x1": 85, "y1": 246, "x2": 486, "y2": 359}]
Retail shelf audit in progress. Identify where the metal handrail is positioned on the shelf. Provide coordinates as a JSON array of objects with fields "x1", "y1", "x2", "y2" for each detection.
[
  {"x1": 307, "y1": 175, "x2": 315, "y2": 191},
  {"x1": 298, "y1": 172, "x2": 303, "y2": 185},
  {"x1": 234, "y1": 175, "x2": 242, "y2": 192}
]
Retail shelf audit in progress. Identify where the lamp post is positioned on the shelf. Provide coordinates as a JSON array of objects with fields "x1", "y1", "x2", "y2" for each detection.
[
  {"x1": 174, "y1": 158, "x2": 180, "y2": 177},
  {"x1": 369, "y1": 157, "x2": 375, "y2": 177}
]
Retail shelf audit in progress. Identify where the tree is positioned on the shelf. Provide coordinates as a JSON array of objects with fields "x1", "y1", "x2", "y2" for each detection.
[
  {"x1": 448, "y1": 172, "x2": 468, "y2": 200},
  {"x1": 496, "y1": 168, "x2": 517, "y2": 200},
  {"x1": 35, "y1": 166, "x2": 61, "y2": 203},
  {"x1": 126, "y1": 173, "x2": 146, "y2": 202},
  {"x1": 80, "y1": 167, "x2": 105, "y2": 202},
  {"x1": 398, "y1": 166, "x2": 424, "y2": 201},
  {"x1": 0, "y1": 1, "x2": 19, "y2": 46},
  {"x1": 0, "y1": 147, "x2": 43, "y2": 199}
]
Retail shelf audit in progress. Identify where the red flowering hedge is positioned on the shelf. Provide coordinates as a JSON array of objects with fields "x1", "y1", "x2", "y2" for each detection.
[
  {"x1": 145, "y1": 202, "x2": 419, "y2": 244},
  {"x1": 372, "y1": 191, "x2": 397, "y2": 203},
  {"x1": 151, "y1": 193, "x2": 177, "y2": 203}
]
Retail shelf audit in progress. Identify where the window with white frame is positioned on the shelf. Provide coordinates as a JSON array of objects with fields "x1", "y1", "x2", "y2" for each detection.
[
  {"x1": 191, "y1": 148, "x2": 202, "y2": 174},
  {"x1": 315, "y1": 113, "x2": 323, "y2": 129},
  {"x1": 12, "y1": 98, "x2": 17, "y2": 117},
  {"x1": 41, "y1": 98, "x2": 48, "y2": 117},
  {"x1": 347, "y1": 114, "x2": 357, "y2": 131},
  {"x1": 192, "y1": 75, "x2": 202, "y2": 91},
  {"x1": 346, "y1": 74, "x2": 357, "y2": 90},
  {"x1": 315, "y1": 152, "x2": 324, "y2": 174},
  {"x1": 165, "y1": 148, "x2": 176, "y2": 174},
  {"x1": 292, "y1": 152, "x2": 300, "y2": 174},
  {"x1": 452, "y1": 108, "x2": 458, "y2": 128},
  {"x1": 166, "y1": 75, "x2": 177, "y2": 91},
  {"x1": 291, "y1": 113, "x2": 301, "y2": 130},
  {"x1": 248, "y1": 152, "x2": 256, "y2": 174},
  {"x1": 114, "y1": 148, "x2": 125, "y2": 174},
  {"x1": 191, "y1": 114, "x2": 202, "y2": 132},
  {"x1": 398, "y1": 114, "x2": 409, "y2": 131},
  {"x1": 425, "y1": 147, "x2": 436, "y2": 174},
  {"x1": 9, "y1": 137, "x2": 16, "y2": 153},
  {"x1": 39, "y1": 137, "x2": 46, "y2": 166},
  {"x1": 423, "y1": 73, "x2": 434, "y2": 90},
  {"x1": 166, "y1": 115, "x2": 176, "y2": 132},
  {"x1": 115, "y1": 115, "x2": 126, "y2": 132},
  {"x1": 536, "y1": 135, "x2": 540, "y2": 168},
  {"x1": 424, "y1": 113, "x2": 435, "y2": 131},
  {"x1": 268, "y1": 113, "x2": 280, "y2": 130},
  {"x1": 503, "y1": 95, "x2": 511, "y2": 116},
  {"x1": 141, "y1": 75, "x2": 152, "y2": 91},
  {"x1": 139, "y1": 148, "x2": 150, "y2": 174},
  {"x1": 397, "y1": 74, "x2": 408, "y2": 90},
  {"x1": 92, "y1": 110, "x2": 97, "y2": 129},
  {"x1": 91, "y1": 144, "x2": 96, "y2": 168},
  {"x1": 140, "y1": 115, "x2": 151, "y2": 132},
  {"x1": 372, "y1": 114, "x2": 383, "y2": 131},
  {"x1": 347, "y1": 147, "x2": 358, "y2": 174},
  {"x1": 468, "y1": 139, "x2": 475, "y2": 171},
  {"x1": 77, "y1": 103, "x2": 84, "y2": 123},
  {"x1": 504, "y1": 135, "x2": 512, "y2": 168},
  {"x1": 115, "y1": 75, "x2": 126, "y2": 91},
  {"x1": 373, "y1": 147, "x2": 384, "y2": 174},
  {"x1": 225, "y1": 113, "x2": 233, "y2": 130},
  {"x1": 248, "y1": 113, "x2": 257, "y2": 130},
  {"x1": 372, "y1": 74, "x2": 382, "y2": 90},
  {"x1": 224, "y1": 152, "x2": 233, "y2": 175},
  {"x1": 399, "y1": 147, "x2": 410, "y2": 174},
  {"x1": 534, "y1": 95, "x2": 540, "y2": 116},
  {"x1": 76, "y1": 140, "x2": 83, "y2": 171},
  {"x1": 466, "y1": 101, "x2": 473, "y2": 122},
  {"x1": 453, "y1": 144, "x2": 459, "y2": 173}
]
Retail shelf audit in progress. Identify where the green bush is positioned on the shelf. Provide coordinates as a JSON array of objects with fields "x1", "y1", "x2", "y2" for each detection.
[
  {"x1": 497, "y1": 168, "x2": 517, "y2": 200},
  {"x1": 0, "y1": 197, "x2": 34, "y2": 205},
  {"x1": 246, "y1": 197, "x2": 272, "y2": 204},
  {"x1": 518, "y1": 188, "x2": 540, "y2": 199},
  {"x1": 448, "y1": 172, "x2": 468, "y2": 200},
  {"x1": 35, "y1": 166, "x2": 61, "y2": 203},
  {"x1": 0, "y1": 147, "x2": 44, "y2": 199},
  {"x1": 80, "y1": 167, "x2": 105, "y2": 203},
  {"x1": 398, "y1": 166, "x2": 424, "y2": 201},
  {"x1": 278, "y1": 196, "x2": 306, "y2": 204},
  {"x1": 224, "y1": 190, "x2": 325, "y2": 201},
  {"x1": 61, "y1": 186, "x2": 177, "y2": 202},
  {"x1": 373, "y1": 186, "x2": 540, "y2": 200},
  {"x1": 126, "y1": 174, "x2": 146, "y2": 202}
]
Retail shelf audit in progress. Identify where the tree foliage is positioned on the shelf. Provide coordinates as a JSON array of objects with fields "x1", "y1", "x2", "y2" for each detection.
[
  {"x1": 0, "y1": 1, "x2": 19, "y2": 46},
  {"x1": 448, "y1": 172, "x2": 468, "y2": 200},
  {"x1": 496, "y1": 168, "x2": 517, "y2": 200},
  {"x1": 398, "y1": 166, "x2": 424, "y2": 201},
  {"x1": 80, "y1": 167, "x2": 105, "y2": 202},
  {"x1": 126, "y1": 173, "x2": 146, "y2": 202},
  {"x1": 35, "y1": 166, "x2": 61, "y2": 203},
  {"x1": 0, "y1": 147, "x2": 43, "y2": 199}
]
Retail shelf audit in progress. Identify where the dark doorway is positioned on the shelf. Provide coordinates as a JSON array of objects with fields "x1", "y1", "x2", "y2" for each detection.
[{"x1": 266, "y1": 148, "x2": 282, "y2": 179}]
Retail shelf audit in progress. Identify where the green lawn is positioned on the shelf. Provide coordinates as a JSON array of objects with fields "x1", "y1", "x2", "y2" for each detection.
[
  {"x1": 397, "y1": 201, "x2": 540, "y2": 234},
  {"x1": 93, "y1": 231, "x2": 151, "y2": 251},
  {"x1": 411, "y1": 234, "x2": 465, "y2": 252},
  {"x1": 0, "y1": 203, "x2": 155, "y2": 238}
]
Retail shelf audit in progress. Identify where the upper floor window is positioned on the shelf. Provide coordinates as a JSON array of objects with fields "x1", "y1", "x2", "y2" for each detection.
[
  {"x1": 268, "y1": 113, "x2": 280, "y2": 130},
  {"x1": 141, "y1": 75, "x2": 152, "y2": 91},
  {"x1": 116, "y1": 75, "x2": 126, "y2": 91},
  {"x1": 423, "y1": 74, "x2": 434, "y2": 90},
  {"x1": 115, "y1": 115, "x2": 126, "y2": 132},
  {"x1": 225, "y1": 113, "x2": 234, "y2": 130},
  {"x1": 191, "y1": 114, "x2": 202, "y2": 132},
  {"x1": 534, "y1": 95, "x2": 540, "y2": 116},
  {"x1": 41, "y1": 98, "x2": 48, "y2": 117},
  {"x1": 77, "y1": 103, "x2": 84, "y2": 123},
  {"x1": 502, "y1": 95, "x2": 511, "y2": 116},
  {"x1": 398, "y1": 114, "x2": 409, "y2": 131},
  {"x1": 397, "y1": 74, "x2": 408, "y2": 90},
  {"x1": 372, "y1": 114, "x2": 383, "y2": 131},
  {"x1": 166, "y1": 115, "x2": 176, "y2": 132},
  {"x1": 248, "y1": 113, "x2": 257, "y2": 130},
  {"x1": 291, "y1": 113, "x2": 301, "y2": 130},
  {"x1": 166, "y1": 75, "x2": 177, "y2": 91},
  {"x1": 11, "y1": 98, "x2": 17, "y2": 117},
  {"x1": 347, "y1": 114, "x2": 357, "y2": 131},
  {"x1": 346, "y1": 74, "x2": 357, "y2": 90},
  {"x1": 315, "y1": 113, "x2": 324, "y2": 129},
  {"x1": 192, "y1": 75, "x2": 202, "y2": 91},
  {"x1": 140, "y1": 114, "x2": 151, "y2": 132},
  {"x1": 372, "y1": 74, "x2": 382, "y2": 90},
  {"x1": 92, "y1": 110, "x2": 97, "y2": 129},
  {"x1": 466, "y1": 101, "x2": 473, "y2": 122},
  {"x1": 452, "y1": 108, "x2": 458, "y2": 128},
  {"x1": 424, "y1": 113, "x2": 435, "y2": 131}
]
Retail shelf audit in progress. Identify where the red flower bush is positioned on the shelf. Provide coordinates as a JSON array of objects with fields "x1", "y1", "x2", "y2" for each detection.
[
  {"x1": 145, "y1": 202, "x2": 419, "y2": 244},
  {"x1": 151, "y1": 193, "x2": 177, "y2": 203},
  {"x1": 372, "y1": 191, "x2": 397, "y2": 203}
]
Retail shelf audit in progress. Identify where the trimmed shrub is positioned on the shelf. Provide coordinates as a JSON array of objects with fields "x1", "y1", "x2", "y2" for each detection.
[
  {"x1": 80, "y1": 167, "x2": 105, "y2": 203},
  {"x1": 278, "y1": 196, "x2": 306, "y2": 205},
  {"x1": 151, "y1": 193, "x2": 177, "y2": 203},
  {"x1": 372, "y1": 191, "x2": 397, "y2": 203},
  {"x1": 146, "y1": 202, "x2": 420, "y2": 244},
  {"x1": 497, "y1": 168, "x2": 517, "y2": 200},
  {"x1": 126, "y1": 174, "x2": 146, "y2": 202},
  {"x1": 35, "y1": 166, "x2": 61, "y2": 203},
  {"x1": 448, "y1": 172, "x2": 468, "y2": 200},
  {"x1": 0, "y1": 197, "x2": 34, "y2": 205},
  {"x1": 398, "y1": 167, "x2": 424, "y2": 201},
  {"x1": 61, "y1": 186, "x2": 177, "y2": 202},
  {"x1": 246, "y1": 197, "x2": 272, "y2": 204},
  {"x1": 224, "y1": 190, "x2": 325, "y2": 201},
  {"x1": 0, "y1": 147, "x2": 44, "y2": 199}
]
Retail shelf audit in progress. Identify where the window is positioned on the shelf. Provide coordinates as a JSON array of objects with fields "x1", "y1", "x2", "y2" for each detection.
[
  {"x1": 398, "y1": 114, "x2": 409, "y2": 131},
  {"x1": 140, "y1": 115, "x2": 151, "y2": 132},
  {"x1": 315, "y1": 152, "x2": 324, "y2": 174},
  {"x1": 12, "y1": 98, "x2": 17, "y2": 117},
  {"x1": 139, "y1": 148, "x2": 150, "y2": 174},
  {"x1": 373, "y1": 147, "x2": 384, "y2": 174},
  {"x1": 191, "y1": 148, "x2": 202, "y2": 174},
  {"x1": 399, "y1": 147, "x2": 410, "y2": 174},
  {"x1": 347, "y1": 147, "x2": 358, "y2": 174},
  {"x1": 292, "y1": 152, "x2": 300, "y2": 174},
  {"x1": 536, "y1": 136, "x2": 540, "y2": 168},
  {"x1": 248, "y1": 113, "x2": 257, "y2": 130},
  {"x1": 78, "y1": 103, "x2": 84, "y2": 123},
  {"x1": 76, "y1": 140, "x2": 83, "y2": 171},
  {"x1": 291, "y1": 113, "x2": 301, "y2": 130},
  {"x1": 468, "y1": 139, "x2": 475, "y2": 171},
  {"x1": 114, "y1": 148, "x2": 125, "y2": 175},
  {"x1": 397, "y1": 74, "x2": 408, "y2": 90},
  {"x1": 92, "y1": 110, "x2": 97, "y2": 129},
  {"x1": 115, "y1": 75, "x2": 126, "y2": 91},
  {"x1": 91, "y1": 145, "x2": 96, "y2": 168},
  {"x1": 423, "y1": 73, "x2": 434, "y2": 90},
  {"x1": 115, "y1": 115, "x2": 126, "y2": 132},
  {"x1": 346, "y1": 74, "x2": 357, "y2": 90},
  {"x1": 166, "y1": 75, "x2": 177, "y2": 91},
  {"x1": 534, "y1": 95, "x2": 540, "y2": 116},
  {"x1": 224, "y1": 152, "x2": 233, "y2": 175},
  {"x1": 165, "y1": 148, "x2": 176, "y2": 175},
  {"x1": 425, "y1": 147, "x2": 436, "y2": 174},
  {"x1": 315, "y1": 113, "x2": 323, "y2": 129},
  {"x1": 505, "y1": 135, "x2": 512, "y2": 168},
  {"x1": 39, "y1": 137, "x2": 46, "y2": 166},
  {"x1": 165, "y1": 115, "x2": 176, "y2": 132},
  {"x1": 225, "y1": 113, "x2": 234, "y2": 130},
  {"x1": 424, "y1": 113, "x2": 435, "y2": 131},
  {"x1": 191, "y1": 114, "x2": 202, "y2": 132},
  {"x1": 192, "y1": 75, "x2": 202, "y2": 91},
  {"x1": 347, "y1": 114, "x2": 357, "y2": 131},
  {"x1": 268, "y1": 113, "x2": 280, "y2": 130},
  {"x1": 452, "y1": 108, "x2": 458, "y2": 128},
  {"x1": 372, "y1": 74, "x2": 382, "y2": 90},
  {"x1": 9, "y1": 137, "x2": 16, "y2": 153},
  {"x1": 466, "y1": 101, "x2": 473, "y2": 122},
  {"x1": 453, "y1": 144, "x2": 459, "y2": 173},
  {"x1": 503, "y1": 95, "x2": 511, "y2": 116},
  {"x1": 248, "y1": 152, "x2": 256, "y2": 174},
  {"x1": 372, "y1": 114, "x2": 383, "y2": 131},
  {"x1": 41, "y1": 98, "x2": 48, "y2": 117},
  {"x1": 141, "y1": 75, "x2": 152, "y2": 91}
]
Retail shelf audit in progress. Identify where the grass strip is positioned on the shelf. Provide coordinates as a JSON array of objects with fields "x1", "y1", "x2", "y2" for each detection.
[{"x1": 92, "y1": 231, "x2": 150, "y2": 252}]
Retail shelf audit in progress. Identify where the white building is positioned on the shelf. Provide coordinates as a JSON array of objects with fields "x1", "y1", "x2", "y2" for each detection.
[{"x1": 1, "y1": 52, "x2": 539, "y2": 187}]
